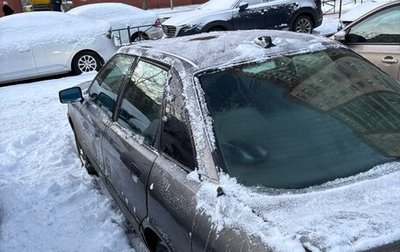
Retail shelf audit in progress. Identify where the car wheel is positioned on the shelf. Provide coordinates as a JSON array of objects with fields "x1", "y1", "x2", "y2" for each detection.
[
  {"x1": 292, "y1": 15, "x2": 313, "y2": 33},
  {"x1": 75, "y1": 137, "x2": 98, "y2": 176},
  {"x1": 72, "y1": 51, "x2": 102, "y2": 74},
  {"x1": 130, "y1": 32, "x2": 149, "y2": 42}
]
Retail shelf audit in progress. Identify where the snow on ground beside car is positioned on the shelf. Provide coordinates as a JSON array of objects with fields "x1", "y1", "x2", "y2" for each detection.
[
  {"x1": 196, "y1": 162, "x2": 400, "y2": 251},
  {"x1": 0, "y1": 74, "x2": 135, "y2": 252}
]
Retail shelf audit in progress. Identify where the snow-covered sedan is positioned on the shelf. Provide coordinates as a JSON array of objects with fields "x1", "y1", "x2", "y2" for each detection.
[
  {"x1": 0, "y1": 12, "x2": 118, "y2": 85},
  {"x1": 60, "y1": 30, "x2": 400, "y2": 251},
  {"x1": 68, "y1": 3, "x2": 163, "y2": 44},
  {"x1": 162, "y1": 0, "x2": 323, "y2": 37}
]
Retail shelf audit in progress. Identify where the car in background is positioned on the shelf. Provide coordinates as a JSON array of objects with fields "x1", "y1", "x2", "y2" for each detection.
[
  {"x1": 333, "y1": 1, "x2": 400, "y2": 81},
  {"x1": 161, "y1": 0, "x2": 323, "y2": 37},
  {"x1": 59, "y1": 30, "x2": 400, "y2": 251},
  {"x1": 0, "y1": 12, "x2": 118, "y2": 85},
  {"x1": 340, "y1": 1, "x2": 390, "y2": 27},
  {"x1": 68, "y1": 3, "x2": 163, "y2": 45}
]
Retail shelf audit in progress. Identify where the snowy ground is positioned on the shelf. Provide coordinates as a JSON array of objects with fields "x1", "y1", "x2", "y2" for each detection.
[{"x1": 0, "y1": 0, "x2": 394, "y2": 251}]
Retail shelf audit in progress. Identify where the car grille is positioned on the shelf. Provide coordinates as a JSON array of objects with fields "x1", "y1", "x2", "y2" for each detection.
[{"x1": 162, "y1": 25, "x2": 177, "y2": 38}]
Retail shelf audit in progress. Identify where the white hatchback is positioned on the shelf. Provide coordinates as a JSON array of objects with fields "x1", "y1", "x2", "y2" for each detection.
[{"x1": 0, "y1": 12, "x2": 118, "y2": 85}]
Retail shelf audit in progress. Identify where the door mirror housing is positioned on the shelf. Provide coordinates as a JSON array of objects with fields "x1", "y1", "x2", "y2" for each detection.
[
  {"x1": 59, "y1": 87, "x2": 83, "y2": 104},
  {"x1": 239, "y1": 2, "x2": 249, "y2": 11},
  {"x1": 333, "y1": 30, "x2": 347, "y2": 42}
]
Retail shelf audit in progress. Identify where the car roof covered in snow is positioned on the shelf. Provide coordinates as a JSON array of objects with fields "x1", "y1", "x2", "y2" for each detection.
[{"x1": 118, "y1": 30, "x2": 344, "y2": 70}]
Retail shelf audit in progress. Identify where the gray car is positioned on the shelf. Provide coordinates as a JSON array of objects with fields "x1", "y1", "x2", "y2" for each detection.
[{"x1": 59, "y1": 30, "x2": 400, "y2": 251}]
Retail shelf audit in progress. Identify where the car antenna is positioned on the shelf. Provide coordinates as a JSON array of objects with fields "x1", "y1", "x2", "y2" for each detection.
[{"x1": 253, "y1": 36, "x2": 275, "y2": 48}]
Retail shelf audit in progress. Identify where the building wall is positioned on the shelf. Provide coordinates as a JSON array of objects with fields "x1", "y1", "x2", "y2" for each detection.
[
  {"x1": 72, "y1": 0, "x2": 206, "y2": 9},
  {"x1": 0, "y1": 0, "x2": 23, "y2": 17}
]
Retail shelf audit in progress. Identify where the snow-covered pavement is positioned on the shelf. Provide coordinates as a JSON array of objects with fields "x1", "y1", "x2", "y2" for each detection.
[{"x1": 0, "y1": 73, "x2": 135, "y2": 251}]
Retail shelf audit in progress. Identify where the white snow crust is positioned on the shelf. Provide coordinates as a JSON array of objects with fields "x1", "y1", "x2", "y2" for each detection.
[
  {"x1": 0, "y1": 74, "x2": 134, "y2": 252},
  {"x1": 67, "y1": 3, "x2": 158, "y2": 29},
  {"x1": 0, "y1": 12, "x2": 111, "y2": 51},
  {"x1": 196, "y1": 163, "x2": 400, "y2": 251}
]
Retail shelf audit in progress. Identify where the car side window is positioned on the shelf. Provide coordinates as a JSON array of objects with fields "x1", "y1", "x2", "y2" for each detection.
[
  {"x1": 117, "y1": 60, "x2": 168, "y2": 146},
  {"x1": 89, "y1": 55, "x2": 135, "y2": 116},
  {"x1": 347, "y1": 5, "x2": 400, "y2": 44},
  {"x1": 160, "y1": 71, "x2": 197, "y2": 170}
]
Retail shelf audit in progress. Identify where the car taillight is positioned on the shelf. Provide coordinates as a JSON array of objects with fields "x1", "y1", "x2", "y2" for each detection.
[{"x1": 154, "y1": 18, "x2": 161, "y2": 26}]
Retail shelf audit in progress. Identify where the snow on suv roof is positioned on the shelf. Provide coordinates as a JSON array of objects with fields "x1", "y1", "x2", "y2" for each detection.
[{"x1": 118, "y1": 30, "x2": 344, "y2": 70}]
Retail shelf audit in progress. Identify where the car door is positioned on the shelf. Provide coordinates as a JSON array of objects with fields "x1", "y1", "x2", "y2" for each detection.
[
  {"x1": 74, "y1": 54, "x2": 133, "y2": 170},
  {"x1": 344, "y1": 4, "x2": 400, "y2": 81},
  {"x1": 146, "y1": 69, "x2": 200, "y2": 251},
  {"x1": 101, "y1": 58, "x2": 169, "y2": 231},
  {"x1": 0, "y1": 43, "x2": 37, "y2": 83},
  {"x1": 32, "y1": 35, "x2": 78, "y2": 74},
  {"x1": 261, "y1": 0, "x2": 296, "y2": 30},
  {"x1": 232, "y1": 0, "x2": 266, "y2": 30}
]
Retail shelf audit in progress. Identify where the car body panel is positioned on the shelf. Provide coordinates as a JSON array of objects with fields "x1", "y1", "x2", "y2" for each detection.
[
  {"x1": 347, "y1": 43, "x2": 400, "y2": 81},
  {"x1": 146, "y1": 155, "x2": 199, "y2": 251},
  {"x1": 0, "y1": 44, "x2": 37, "y2": 81},
  {"x1": 0, "y1": 12, "x2": 118, "y2": 85}
]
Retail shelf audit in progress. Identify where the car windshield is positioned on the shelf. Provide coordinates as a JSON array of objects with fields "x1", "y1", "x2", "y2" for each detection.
[
  {"x1": 199, "y1": 48, "x2": 400, "y2": 189},
  {"x1": 199, "y1": 0, "x2": 239, "y2": 10}
]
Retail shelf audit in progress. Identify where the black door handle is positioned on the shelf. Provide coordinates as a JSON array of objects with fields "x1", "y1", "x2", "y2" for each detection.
[
  {"x1": 128, "y1": 162, "x2": 142, "y2": 178},
  {"x1": 120, "y1": 152, "x2": 141, "y2": 178}
]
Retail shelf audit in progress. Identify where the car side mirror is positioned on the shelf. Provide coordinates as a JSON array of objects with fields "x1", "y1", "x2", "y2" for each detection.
[
  {"x1": 333, "y1": 30, "x2": 347, "y2": 42},
  {"x1": 239, "y1": 2, "x2": 248, "y2": 11},
  {"x1": 59, "y1": 87, "x2": 83, "y2": 104}
]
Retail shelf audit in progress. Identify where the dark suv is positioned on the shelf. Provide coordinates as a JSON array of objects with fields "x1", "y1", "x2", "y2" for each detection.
[
  {"x1": 162, "y1": 0, "x2": 323, "y2": 37},
  {"x1": 60, "y1": 30, "x2": 400, "y2": 251}
]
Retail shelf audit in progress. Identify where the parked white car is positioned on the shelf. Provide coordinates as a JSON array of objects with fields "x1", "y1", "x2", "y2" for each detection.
[
  {"x1": 68, "y1": 3, "x2": 163, "y2": 45},
  {"x1": 0, "y1": 12, "x2": 118, "y2": 85}
]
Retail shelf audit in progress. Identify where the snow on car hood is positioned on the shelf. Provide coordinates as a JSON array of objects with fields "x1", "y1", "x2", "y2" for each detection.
[
  {"x1": 196, "y1": 162, "x2": 400, "y2": 251},
  {"x1": 67, "y1": 3, "x2": 158, "y2": 29},
  {"x1": 0, "y1": 12, "x2": 111, "y2": 51}
]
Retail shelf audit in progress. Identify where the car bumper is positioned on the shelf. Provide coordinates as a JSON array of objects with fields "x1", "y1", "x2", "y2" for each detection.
[{"x1": 147, "y1": 26, "x2": 163, "y2": 40}]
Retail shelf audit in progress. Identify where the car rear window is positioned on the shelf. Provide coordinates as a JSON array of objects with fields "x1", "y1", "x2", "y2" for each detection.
[{"x1": 198, "y1": 48, "x2": 400, "y2": 189}]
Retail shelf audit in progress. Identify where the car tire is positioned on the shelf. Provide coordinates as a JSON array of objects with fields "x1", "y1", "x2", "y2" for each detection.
[
  {"x1": 130, "y1": 32, "x2": 149, "y2": 42},
  {"x1": 75, "y1": 137, "x2": 98, "y2": 176},
  {"x1": 72, "y1": 51, "x2": 102, "y2": 74},
  {"x1": 292, "y1": 15, "x2": 313, "y2": 33}
]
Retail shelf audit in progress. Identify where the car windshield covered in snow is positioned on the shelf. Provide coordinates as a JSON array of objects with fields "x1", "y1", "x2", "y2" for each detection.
[{"x1": 199, "y1": 47, "x2": 400, "y2": 189}]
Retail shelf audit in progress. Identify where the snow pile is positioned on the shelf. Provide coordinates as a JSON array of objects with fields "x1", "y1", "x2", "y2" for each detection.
[
  {"x1": 67, "y1": 3, "x2": 159, "y2": 28},
  {"x1": 0, "y1": 12, "x2": 110, "y2": 50},
  {"x1": 0, "y1": 74, "x2": 134, "y2": 252},
  {"x1": 196, "y1": 163, "x2": 400, "y2": 251}
]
